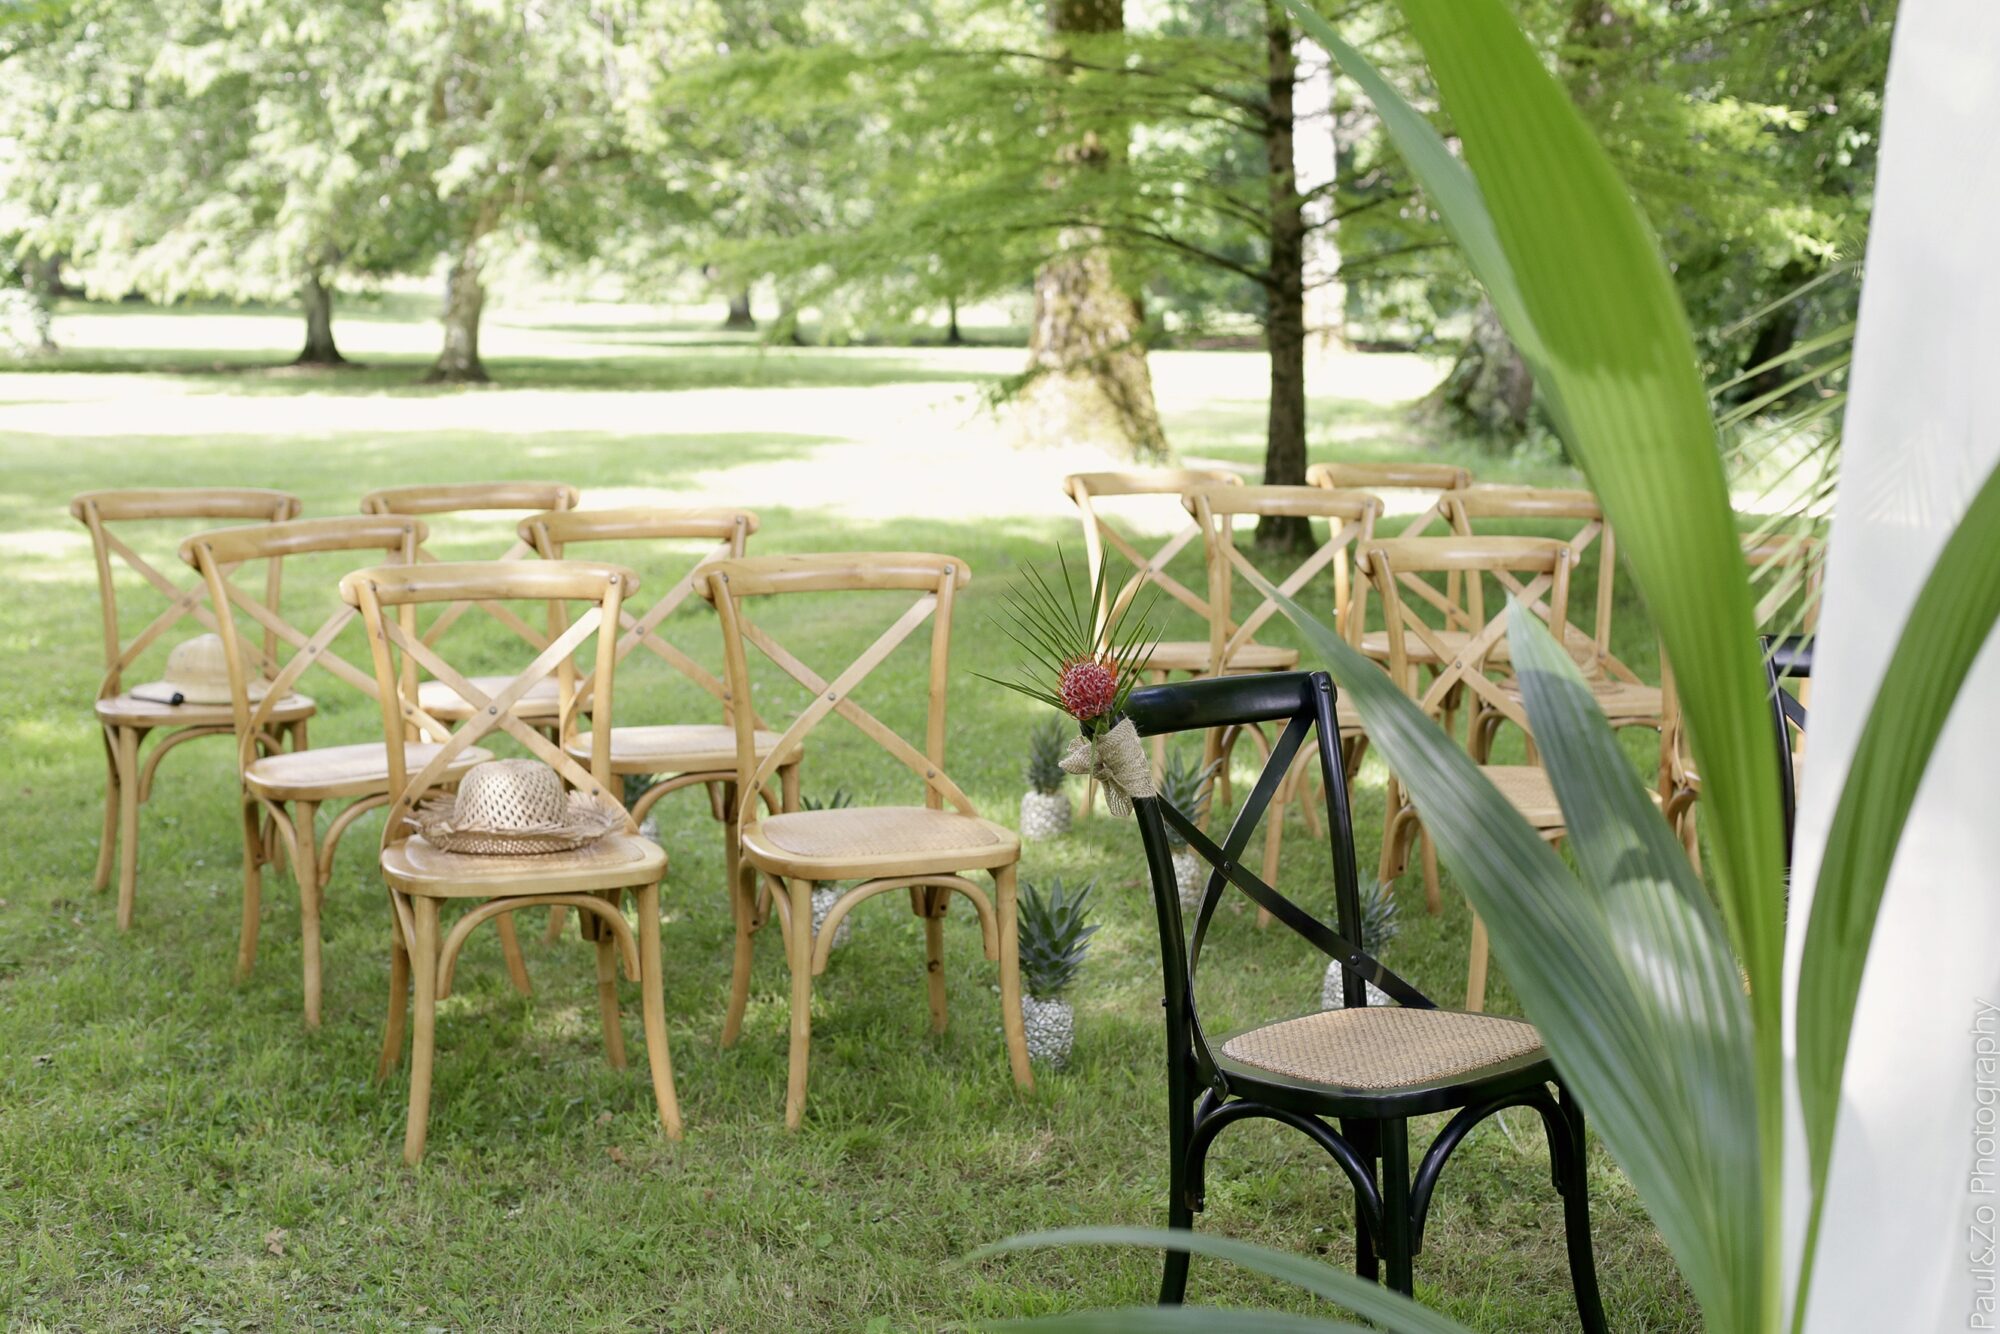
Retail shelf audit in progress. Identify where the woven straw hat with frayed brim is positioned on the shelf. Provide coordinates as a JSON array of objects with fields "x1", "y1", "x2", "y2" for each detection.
[
  {"x1": 410, "y1": 758, "x2": 622, "y2": 856},
  {"x1": 129, "y1": 633, "x2": 271, "y2": 707}
]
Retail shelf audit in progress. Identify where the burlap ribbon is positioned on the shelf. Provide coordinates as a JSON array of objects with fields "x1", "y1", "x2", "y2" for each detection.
[{"x1": 1059, "y1": 717, "x2": 1157, "y2": 818}]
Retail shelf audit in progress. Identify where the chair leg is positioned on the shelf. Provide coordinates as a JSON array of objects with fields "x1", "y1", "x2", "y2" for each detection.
[
  {"x1": 1556, "y1": 1088, "x2": 1610, "y2": 1334},
  {"x1": 994, "y1": 863, "x2": 1034, "y2": 1091},
  {"x1": 1419, "y1": 825, "x2": 1441, "y2": 916},
  {"x1": 237, "y1": 798, "x2": 266, "y2": 983},
  {"x1": 1465, "y1": 911, "x2": 1491, "y2": 1013},
  {"x1": 376, "y1": 904, "x2": 410, "y2": 1084},
  {"x1": 404, "y1": 896, "x2": 441, "y2": 1166},
  {"x1": 1378, "y1": 1117, "x2": 1415, "y2": 1296},
  {"x1": 495, "y1": 912, "x2": 532, "y2": 995},
  {"x1": 595, "y1": 909, "x2": 628, "y2": 1071},
  {"x1": 784, "y1": 877, "x2": 815, "y2": 1131},
  {"x1": 294, "y1": 800, "x2": 322, "y2": 1029},
  {"x1": 1159, "y1": 1092, "x2": 1197, "y2": 1305},
  {"x1": 543, "y1": 903, "x2": 568, "y2": 944},
  {"x1": 1342, "y1": 1117, "x2": 1381, "y2": 1283},
  {"x1": 921, "y1": 886, "x2": 949, "y2": 1035},
  {"x1": 722, "y1": 854, "x2": 756, "y2": 1049},
  {"x1": 93, "y1": 729, "x2": 119, "y2": 893},
  {"x1": 634, "y1": 881, "x2": 684, "y2": 1140},
  {"x1": 113, "y1": 724, "x2": 142, "y2": 931}
]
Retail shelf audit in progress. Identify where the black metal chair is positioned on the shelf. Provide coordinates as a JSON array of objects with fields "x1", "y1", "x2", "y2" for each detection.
[
  {"x1": 1764, "y1": 634, "x2": 1811, "y2": 868},
  {"x1": 1121, "y1": 670, "x2": 1608, "y2": 1328}
]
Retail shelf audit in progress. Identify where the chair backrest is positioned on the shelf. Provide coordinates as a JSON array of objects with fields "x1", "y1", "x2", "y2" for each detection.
[
  {"x1": 518, "y1": 507, "x2": 756, "y2": 730},
  {"x1": 702, "y1": 552, "x2": 975, "y2": 823},
  {"x1": 360, "y1": 482, "x2": 581, "y2": 651},
  {"x1": 1306, "y1": 461, "x2": 1469, "y2": 539},
  {"x1": 1184, "y1": 484, "x2": 1380, "y2": 669},
  {"x1": 1123, "y1": 671, "x2": 1432, "y2": 1088},
  {"x1": 1743, "y1": 533, "x2": 1824, "y2": 633},
  {"x1": 339, "y1": 560, "x2": 640, "y2": 847},
  {"x1": 1364, "y1": 536, "x2": 1575, "y2": 736},
  {"x1": 70, "y1": 487, "x2": 303, "y2": 701},
  {"x1": 1444, "y1": 485, "x2": 1627, "y2": 676},
  {"x1": 179, "y1": 515, "x2": 430, "y2": 769},
  {"x1": 1063, "y1": 469, "x2": 1241, "y2": 641}
]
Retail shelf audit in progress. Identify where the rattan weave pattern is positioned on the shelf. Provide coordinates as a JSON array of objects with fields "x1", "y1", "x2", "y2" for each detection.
[
  {"x1": 410, "y1": 759, "x2": 620, "y2": 855},
  {"x1": 757, "y1": 806, "x2": 1003, "y2": 859},
  {"x1": 1221, "y1": 1006, "x2": 1543, "y2": 1089}
]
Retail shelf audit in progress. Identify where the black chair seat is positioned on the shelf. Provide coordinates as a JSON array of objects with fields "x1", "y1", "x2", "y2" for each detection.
[{"x1": 1215, "y1": 1007, "x2": 1554, "y2": 1118}]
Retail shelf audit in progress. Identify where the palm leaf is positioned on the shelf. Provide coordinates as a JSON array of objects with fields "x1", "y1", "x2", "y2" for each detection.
[
  {"x1": 1280, "y1": 5, "x2": 1786, "y2": 1322},
  {"x1": 1793, "y1": 458, "x2": 2000, "y2": 1307},
  {"x1": 973, "y1": 1227, "x2": 1471, "y2": 1334}
]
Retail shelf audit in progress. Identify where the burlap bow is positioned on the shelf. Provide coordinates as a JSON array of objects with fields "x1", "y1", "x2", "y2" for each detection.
[{"x1": 1059, "y1": 717, "x2": 1157, "y2": 818}]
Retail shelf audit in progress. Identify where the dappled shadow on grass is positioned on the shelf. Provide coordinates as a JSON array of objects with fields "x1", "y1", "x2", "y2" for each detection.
[{"x1": 1, "y1": 348, "x2": 1008, "y2": 396}]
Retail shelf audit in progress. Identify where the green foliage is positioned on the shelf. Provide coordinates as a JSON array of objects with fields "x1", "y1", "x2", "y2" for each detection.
[
  {"x1": 1153, "y1": 750, "x2": 1216, "y2": 851},
  {"x1": 1017, "y1": 876, "x2": 1100, "y2": 1000},
  {"x1": 1025, "y1": 716, "x2": 1070, "y2": 796},
  {"x1": 799, "y1": 788, "x2": 857, "y2": 812},
  {"x1": 982, "y1": 547, "x2": 1158, "y2": 736},
  {"x1": 1354, "y1": 876, "x2": 1398, "y2": 954}
]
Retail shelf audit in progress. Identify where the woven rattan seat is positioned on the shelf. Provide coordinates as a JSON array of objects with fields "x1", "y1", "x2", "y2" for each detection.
[
  {"x1": 244, "y1": 741, "x2": 494, "y2": 800},
  {"x1": 1492, "y1": 674, "x2": 1661, "y2": 723},
  {"x1": 564, "y1": 723, "x2": 791, "y2": 775},
  {"x1": 1140, "y1": 639, "x2": 1300, "y2": 673},
  {"x1": 381, "y1": 830, "x2": 666, "y2": 897},
  {"x1": 93, "y1": 691, "x2": 316, "y2": 728},
  {"x1": 417, "y1": 674, "x2": 562, "y2": 721},
  {"x1": 1221, "y1": 1006, "x2": 1543, "y2": 1090},
  {"x1": 742, "y1": 805, "x2": 1019, "y2": 880},
  {"x1": 1480, "y1": 765, "x2": 1564, "y2": 826}
]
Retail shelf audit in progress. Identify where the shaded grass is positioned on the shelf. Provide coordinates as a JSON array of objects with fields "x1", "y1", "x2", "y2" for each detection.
[{"x1": 0, "y1": 311, "x2": 1696, "y2": 1331}]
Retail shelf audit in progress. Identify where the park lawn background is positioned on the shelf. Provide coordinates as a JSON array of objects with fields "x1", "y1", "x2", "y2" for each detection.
[{"x1": 0, "y1": 299, "x2": 1696, "y2": 1331}]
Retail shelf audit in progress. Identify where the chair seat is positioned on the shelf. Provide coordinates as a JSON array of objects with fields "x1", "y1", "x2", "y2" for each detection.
[
  {"x1": 1218, "y1": 1006, "x2": 1544, "y2": 1092},
  {"x1": 1143, "y1": 640, "x2": 1300, "y2": 674},
  {"x1": 1359, "y1": 628, "x2": 1473, "y2": 666},
  {"x1": 417, "y1": 675, "x2": 564, "y2": 722},
  {"x1": 1493, "y1": 676, "x2": 1662, "y2": 723},
  {"x1": 566, "y1": 723, "x2": 794, "y2": 776},
  {"x1": 381, "y1": 830, "x2": 665, "y2": 898},
  {"x1": 244, "y1": 742, "x2": 493, "y2": 801},
  {"x1": 96, "y1": 692, "x2": 316, "y2": 728},
  {"x1": 741, "y1": 805, "x2": 1020, "y2": 881},
  {"x1": 1481, "y1": 765, "x2": 1566, "y2": 829}
]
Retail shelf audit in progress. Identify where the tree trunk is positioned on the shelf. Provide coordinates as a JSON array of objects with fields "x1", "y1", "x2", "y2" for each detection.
[
  {"x1": 724, "y1": 288, "x2": 756, "y2": 329},
  {"x1": 293, "y1": 269, "x2": 346, "y2": 366},
  {"x1": 1017, "y1": 0, "x2": 1169, "y2": 462},
  {"x1": 945, "y1": 296, "x2": 964, "y2": 346},
  {"x1": 427, "y1": 246, "x2": 488, "y2": 384},
  {"x1": 1422, "y1": 296, "x2": 1534, "y2": 437},
  {"x1": 1259, "y1": 4, "x2": 1313, "y2": 552}
]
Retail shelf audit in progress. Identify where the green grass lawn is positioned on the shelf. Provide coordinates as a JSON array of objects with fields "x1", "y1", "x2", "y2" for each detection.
[{"x1": 0, "y1": 301, "x2": 1698, "y2": 1331}]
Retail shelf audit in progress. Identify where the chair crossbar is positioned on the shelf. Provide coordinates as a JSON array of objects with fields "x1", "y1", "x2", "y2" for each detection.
[
  {"x1": 1218, "y1": 516, "x2": 1364, "y2": 653},
  {"x1": 1166, "y1": 712, "x2": 1427, "y2": 1010},
  {"x1": 735, "y1": 595, "x2": 975, "y2": 813},
  {"x1": 408, "y1": 539, "x2": 552, "y2": 651},
  {"x1": 219, "y1": 577, "x2": 384, "y2": 704},
  {"x1": 1097, "y1": 518, "x2": 1216, "y2": 630},
  {"x1": 384, "y1": 609, "x2": 608, "y2": 805}
]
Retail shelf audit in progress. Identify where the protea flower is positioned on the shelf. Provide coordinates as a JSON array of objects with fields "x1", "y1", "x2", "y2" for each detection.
[
  {"x1": 980, "y1": 546, "x2": 1158, "y2": 738},
  {"x1": 1059, "y1": 656, "x2": 1120, "y2": 720}
]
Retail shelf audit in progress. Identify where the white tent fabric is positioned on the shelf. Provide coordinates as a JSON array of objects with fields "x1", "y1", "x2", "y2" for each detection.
[{"x1": 1784, "y1": 2, "x2": 2000, "y2": 1329}]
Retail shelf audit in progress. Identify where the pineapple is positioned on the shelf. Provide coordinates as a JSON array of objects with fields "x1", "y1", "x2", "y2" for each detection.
[
  {"x1": 622, "y1": 772, "x2": 660, "y2": 839},
  {"x1": 800, "y1": 789, "x2": 854, "y2": 949},
  {"x1": 1019, "y1": 716, "x2": 1073, "y2": 840},
  {"x1": 1156, "y1": 750, "x2": 1219, "y2": 909},
  {"x1": 1322, "y1": 878, "x2": 1401, "y2": 1009},
  {"x1": 1017, "y1": 875, "x2": 1099, "y2": 1069}
]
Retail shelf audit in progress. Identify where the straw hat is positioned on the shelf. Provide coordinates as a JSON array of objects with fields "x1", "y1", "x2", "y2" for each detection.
[
  {"x1": 129, "y1": 633, "x2": 268, "y2": 707},
  {"x1": 409, "y1": 759, "x2": 621, "y2": 855}
]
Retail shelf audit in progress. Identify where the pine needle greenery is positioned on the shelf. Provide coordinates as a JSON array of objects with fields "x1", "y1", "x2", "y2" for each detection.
[{"x1": 980, "y1": 547, "x2": 1158, "y2": 737}]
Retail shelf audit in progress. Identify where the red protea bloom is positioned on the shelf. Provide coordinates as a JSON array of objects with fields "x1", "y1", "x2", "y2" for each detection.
[{"x1": 1058, "y1": 656, "x2": 1119, "y2": 721}]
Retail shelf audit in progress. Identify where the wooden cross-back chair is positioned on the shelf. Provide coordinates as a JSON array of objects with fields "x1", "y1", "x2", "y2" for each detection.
[
  {"x1": 1366, "y1": 535, "x2": 1581, "y2": 1011},
  {"x1": 71, "y1": 487, "x2": 316, "y2": 930},
  {"x1": 1443, "y1": 486, "x2": 1663, "y2": 760},
  {"x1": 1120, "y1": 671, "x2": 1606, "y2": 1329},
  {"x1": 342, "y1": 559, "x2": 680, "y2": 1165},
  {"x1": 181, "y1": 514, "x2": 511, "y2": 1028},
  {"x1": 359, "y1": 482, "x2": 580, "y2": 730},
  {"x1": 1183, "y1": 483, "x2": 1381, "y2": 919},
  {"x1": 520, "y1": 506, "x2": 801, "y2": 944},
  {"x1": 1659, "y1": 537, "x2": 1823, "y2": 865},
  {"x1": 703, "y1": 552, "x2": 1030, "y2": 1129}
]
